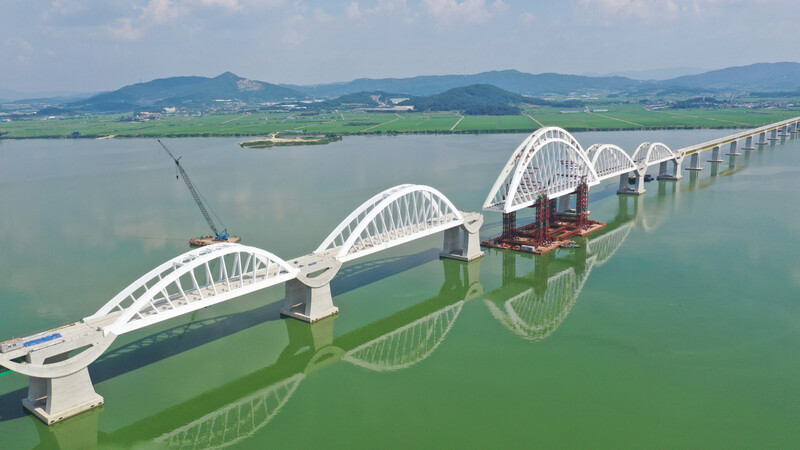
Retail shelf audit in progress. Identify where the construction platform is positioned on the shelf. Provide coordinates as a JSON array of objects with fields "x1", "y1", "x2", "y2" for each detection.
[
  {"x1": 189, "y1": 235, "x2": 242, "y2": 247},
  {"x1": 481, "y1": 216, "x2": 606, "y2": 255}
]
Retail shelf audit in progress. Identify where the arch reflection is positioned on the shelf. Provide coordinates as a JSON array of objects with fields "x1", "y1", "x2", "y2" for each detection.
[{"x1": 95, "y1": 258, "x2": 482, "y2": 449}]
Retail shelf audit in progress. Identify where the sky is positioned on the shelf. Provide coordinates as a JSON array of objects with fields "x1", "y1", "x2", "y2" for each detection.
[{"x1": 1, "y1": 0, "x2": 799, "y2": 93}]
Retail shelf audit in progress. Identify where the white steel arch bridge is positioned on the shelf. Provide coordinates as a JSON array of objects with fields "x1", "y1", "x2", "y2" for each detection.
[
  {"x1": 0, "y1": 183, "x2": 484, "y2": 425},
  {"x1": 484, "y1": 116, "x2": 800, "y2": 213}
]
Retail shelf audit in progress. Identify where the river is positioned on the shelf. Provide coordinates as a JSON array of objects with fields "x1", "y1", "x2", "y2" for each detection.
[{"x1": 0, "y1": 130, "x2": 799, "y2": 448}]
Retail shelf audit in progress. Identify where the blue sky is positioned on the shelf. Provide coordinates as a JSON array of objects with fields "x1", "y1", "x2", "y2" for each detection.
[{"x1": 1, "y1": 0, "x2": 798, "y2": 93}]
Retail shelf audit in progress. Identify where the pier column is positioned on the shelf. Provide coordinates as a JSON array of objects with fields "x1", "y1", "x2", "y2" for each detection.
[
  {"x1": 685, "y1": 153, "x2": 703, "y2": 171},
  {"x1": 757, "y1": 131, "x2": 767, "y2": 145},
  {"x1": 657, "y1": 161, "x2": 668, "y2": 178},
  {"x1": 282, "y1": 258, "x2": 341, "y2": 323},
  {"x1": 23, "y1": 367, "x2": 104, "y2": 425},
  {"x1": 788, "y1": 123, "x2": 796, "y2": 134},
  {"x1": 742, "y1": 136, "x2": 754, "y2": 150},
  {"x1": 557, "y1": 195, "x2": 571, "y2": 213},
  {"x1": 618, "y1": 169, "x2": 646, "y2": 195},
  {"x1": 0, "y1": 331, "x2": 116, "y2": 425},
  {"x1": 707, "y1": 146, "x2": 723, "y2": 163},
  {"x1": 769, "y1": 128, "x2": 779, "y2": 141},
  {"x1": 657, "y1": 157, "x2": 683, "y2": 181},
  {"x1": 441, "y1": 213, "x2": 484, "y2": 262},
  {"x1": 725, "y1": 140, "x2": 741, "y2": 156}
]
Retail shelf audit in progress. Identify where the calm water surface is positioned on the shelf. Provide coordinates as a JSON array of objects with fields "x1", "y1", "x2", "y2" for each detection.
[{"x1": 0, "y1": 130, "x2": 799, "y2": 448}]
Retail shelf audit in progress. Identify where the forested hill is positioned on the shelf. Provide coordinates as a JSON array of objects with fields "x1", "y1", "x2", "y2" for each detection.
[
  {"x1": 660, "y1": 62, "x2": 800, "y2": 90},
  {"x1": 72, "y1": 72, "x2": 308, "y2": 111},
  {"x1": 400, "y1": 84, "x2": 533, "y2": 115},
  {"x1": 283, "y1": 69, "x2": 645, "y2": 98}
]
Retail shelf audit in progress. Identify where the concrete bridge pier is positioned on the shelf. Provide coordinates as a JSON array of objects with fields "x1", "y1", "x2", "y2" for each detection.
[
  {"x1": 657, "y1": 156, "x2": 683, "y2": 180},
  {"x1": 557, "y1": 194, "x2": 571, "y2": 213},
  {"x1": 756, "y1": 131, "x2": 768, "y2": 146},
  {"x1": 778, "y1": 126, "x2": 790, "y2": 138},
  {"x1": 282, "y1": 258, "x2": 341, "y2": 323},
  {"x1": 707, "y1": 145, "x2": 723, "y2": 163},
  {"x1": 24, "y1": 367, "x2": 104, "y2": 425},
  {"x1": 441, "y1": 213, "x2": 485, "y2": 262},
  {"x1": 741, "y1": 136, "x2": 754, "y2": 150},
  {"x1": 0, "y1": 331, "x2": 116, "y2": 425},
  {"x1": 685, "y1": 153, "x2": 704, "y2": 171},
  {"x1": 725, "y1": 140, "x2": 741, "y2": 156},
  {"x1": 618, "y1": 169, "x2": 646, "y2": 195},
  {"x1": 768, "y1": 128, "x2": 779, "y2": 141}
]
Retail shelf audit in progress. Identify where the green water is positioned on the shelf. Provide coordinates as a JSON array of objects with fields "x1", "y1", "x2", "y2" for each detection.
[{"x1": 0, "y1": 131, "x2": 799, "y2": 448}]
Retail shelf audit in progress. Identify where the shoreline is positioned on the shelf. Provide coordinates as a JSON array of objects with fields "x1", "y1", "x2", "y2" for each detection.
[{"x1": 0, "y1": 123, "x2": 763, "y2": 141}]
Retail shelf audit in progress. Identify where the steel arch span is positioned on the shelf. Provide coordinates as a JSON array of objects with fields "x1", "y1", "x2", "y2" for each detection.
[
  {"x1": 86, "y1": 243, "x2": 298, "y2": 336},
  {"x1": 632, "y1": 142, "x2": 677, "y2": 167},
  {"x1": 315, "y1": 184, "x2": 465, "y2": 262},
  {"x1": 586, "y1": 144, "x2": 637, "y2": 181},
  {"x1": 483, "y1": 127, "x2": 599, "y2": 213}
]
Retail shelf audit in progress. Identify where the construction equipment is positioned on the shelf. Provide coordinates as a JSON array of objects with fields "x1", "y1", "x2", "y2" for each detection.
[{"x1": 157, "y1": 140, "x2": 241, "y2": 246}]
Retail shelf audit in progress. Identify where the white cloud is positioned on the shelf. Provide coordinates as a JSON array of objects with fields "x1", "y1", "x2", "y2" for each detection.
[
  {"x1": 347, "y1": 2, "x2": 362, "y2": 19},
  {"x1": 577, "y1": 0, "x2": 733, "y2": 21},
  {"x1": 519, "y1": 11, "x2": 535, "y2": 26},
  {"x1": 107, "y1": 17, "x2": 144, "y2": 41},
  {"x1": 200, "y1": 0, "x2": 242, "y2": 10},
  {"x1": 141, "y1": 0, "x2": 186, "y2": 24},
  {"x1": 422, "y1": 0, "x2": 506, "y2": 24},
  {"x1": 48, "y1": 0, "x2": 84, "y2": 16}
]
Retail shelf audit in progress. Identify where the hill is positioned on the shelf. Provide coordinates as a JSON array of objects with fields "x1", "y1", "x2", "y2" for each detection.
[
  {"x1": 73, "y1": 72, "x2": 308, "y2": 111},
  {"x1": 659, "y1": 62, "x2": 800, "y2": 91},
  {"x1": 282, "y1": 69, "x2": 647, "y2": 98},
  {"x1": 400, "y1": 84, "x2": 532, "y2": 115}
]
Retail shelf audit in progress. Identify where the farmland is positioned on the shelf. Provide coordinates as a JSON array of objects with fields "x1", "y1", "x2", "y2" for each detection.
[{"x1": 2, "y1": 105, "x2": 799, "y2": 140}]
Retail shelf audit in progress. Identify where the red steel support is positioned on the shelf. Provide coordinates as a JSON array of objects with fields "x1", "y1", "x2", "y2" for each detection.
[
  {"x1": 576, "y1": 178, "x2": 589, "y2": 228},
  {"x1": 502, "y1": 212, "x2": 517, "y2": 240}
]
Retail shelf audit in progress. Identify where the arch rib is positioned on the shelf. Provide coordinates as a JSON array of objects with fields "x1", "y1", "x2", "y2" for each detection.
[
  {"x1": 86, "y1": 243, "x2": 298, "y2": 336},
  {"x1": 316, "y1": 185, "x2": 464, "y2": 262},
  {"x1": 589, "y1": 144, "x2": 637, "y2": 180},
  {"x1": 632, "y1": 142, "x2": 676, "y2": 167},
  {"x1": 483, "y1": 127, "x2": 598, "y2": 213}
]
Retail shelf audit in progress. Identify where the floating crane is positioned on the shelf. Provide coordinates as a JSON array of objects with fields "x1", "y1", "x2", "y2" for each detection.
[{"x1": 157, "y1": 139, "x2": 241, "y2": 246}]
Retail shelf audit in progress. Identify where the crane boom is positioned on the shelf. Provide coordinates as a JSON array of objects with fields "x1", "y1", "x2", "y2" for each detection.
[{"x1": 157, "y1": 140, "x2": 226, "y2": 238}]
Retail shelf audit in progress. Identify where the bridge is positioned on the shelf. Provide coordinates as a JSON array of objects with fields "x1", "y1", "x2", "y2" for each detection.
[
  {"x1": 2, "y1": 116, "x2": 798, "y2": 428},
  {"x1": 34, "y1": 198, "x2": 647, "y2": 449},
  {"x1": 482, "y1": 116, "x2": 800, "y2": 244},
  {"x1": 0, "y1": 183, "x2": 483, "y2": 425}
]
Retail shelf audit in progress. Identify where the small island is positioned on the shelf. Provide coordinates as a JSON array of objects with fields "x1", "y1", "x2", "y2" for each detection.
[{"x1": 238, "y1": 132, "x2": 342, "y2": 148}]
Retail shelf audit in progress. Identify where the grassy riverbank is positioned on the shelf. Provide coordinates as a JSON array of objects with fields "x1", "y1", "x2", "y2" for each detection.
[{"x1": 2, "y1": 105, "x2": 799, "y2": 140}]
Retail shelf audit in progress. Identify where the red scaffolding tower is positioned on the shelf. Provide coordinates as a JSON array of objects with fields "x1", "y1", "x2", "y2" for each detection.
[
  {"x1": 575, "y1": 177, "x2": 589, "y2": 229},
  {"x1": 502, "y1": 211, "x2": 517, "y2": 240},
  {"x1": 534, "y1": 194, "x2": 551, "y2": 246}
]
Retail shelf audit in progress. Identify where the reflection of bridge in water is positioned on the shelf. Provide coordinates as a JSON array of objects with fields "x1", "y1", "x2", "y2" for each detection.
[
  {"x1": 483, "y1": 181, "x2": 690, "y2": 341},
  {"x1": 69, "y1": 259, "x2": 483, "y2": 449},
  {"x1": 27, "y1": 177, "x2": 691, "y2": 448}
]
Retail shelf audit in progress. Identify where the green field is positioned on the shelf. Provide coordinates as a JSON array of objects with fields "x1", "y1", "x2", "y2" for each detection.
[{"x1": 2, "y1": 105, "x2": 799, "y2": 139}]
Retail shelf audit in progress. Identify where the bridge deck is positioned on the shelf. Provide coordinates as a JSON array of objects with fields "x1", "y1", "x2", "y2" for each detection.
[
  {"x1": 0, "y1": 314, "x2": 117, "y2": 363},
  {"x1": 677, "y1": 116, "x2": 799, "y2": 156}
]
